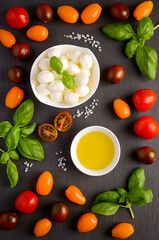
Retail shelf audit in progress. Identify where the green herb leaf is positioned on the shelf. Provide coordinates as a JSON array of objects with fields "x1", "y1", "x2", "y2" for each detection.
[
  {"x1": 126, "y1": 188, "x2": 153, "y2": 206},
  {"x1": 117, "y1": 188, "x2": 127, "y2": 196},
  {"x1": 102, "y1": 23, "x2": 135, "y2": 41},
  {"x1": 0, "y1": 152, "x2": 10, "y2": 164},
  {"x1": 128, "y1": 168, "x2": 145, "y2": 191},
  {"x1": 136, "y1": 45, "x2": 157, "y2": 80},
  {"x1": 125, "y1": 37, "x2": 142, "y2": 58},
  {"x1": 7, "y1": 160, "x2": 18, "y2": 188},
  {"x1": 13, "y1": 99, "x2": 34, "y2": 127},
  {"x1": 20, "y1": 122, "x2": 37, "y2": 138},
  {"x1": 62, "y1": 70, "x2": 75, "y2": 89},
  {"x1": 0, "y1": 121, "x2": 12, "y2": 139},
  {"x1": 91, "y1": 202, "x2": 120, "y2": 216},
  {"x1": 50, "y1": 56, "x2": 63, "y2": 74},
  {"x1": 137, "y1": 17, "x2": 154, "y2": 40},
  {"x1": 9, "y1": 150, "x2": 19, "y2": 160},
  {"x1": 94, "y1": 191, "x2": 120, "y2": 204},
  {"x1": 5, "y1": 126, "x2": 20, "y2": 151},
  {"x1": 18, "y1": 137, "x2": 44, "y2": 161}
]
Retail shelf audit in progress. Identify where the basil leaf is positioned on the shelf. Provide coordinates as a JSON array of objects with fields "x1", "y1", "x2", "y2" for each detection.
[
  {"x1": 137, "y1": 17, "x2": 154, "y2": 40},
  {"x1": 62, "y1": 70, "x2": 75, "y2": 89},
  {"x1": 126, "y1": 188, "x2": 153, "y2": 206},
  {"x1": 20, "y1": 122, "x2": 37, "y2": 138},
  {"x1": 136, "y1": 45, "x2": 157, "y2": 80},
  {"x1": 13, "y1": 99, "x2": 34, "y2": 127},
  {"x1": 128, "y1": 168, "x2": 145, "y2": 191},
  {"x1": 0, "y1": 152, "x2": 10, "y2": 164},
  {"x1": 94, "y1": 191, "x2": 120, "y2": 203},
  {"x1": 102, "y1": 23, "x2": 135, "y2": 41},
  {"x1": 117, "y1": 188, "x2": 127, "y2": 196},
  {"x1": 125, "y1": 37, "x2": 142, "y2": 58},
  {"x1": 91, "y1": 202, "x2": 120, "y2": 216},
  {"x1": 5, "y1": 126, "x2": 20, "y2": 151},
  {"x1": 9, "y1": 150, "x2": 19, "y2": 160},
  {"x1": 18, "y1": 137, "x2": 44, "y2": 161},
  {"x1": 0, "y1": 121, "x2": 12, "y2": 139},
  {"x1": 7, "y1": 160, "x2": 18, "y2": 188},
  {"x1": 50, "y1": 56, "x2": 63, "y2": 74}
]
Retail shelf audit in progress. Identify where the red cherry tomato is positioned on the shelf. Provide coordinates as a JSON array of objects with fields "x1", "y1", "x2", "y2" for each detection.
[
  {"x1": 110, "y1": 3, "x2": 130, "y2": 20},
  {"x1": 6, "y1": 7, "x2": 29, "y2": 29},
  {"x1": 134, "y1": 116, "x2": 159, "y2": 139},
  {"x1": 15, "y1": 190, "x2": 38, "y2": 214},
  {"x1": 133, "y1": 89, "x2": 157, "y2": 112},
  {"x1": 54, "y1": 112, "x2": 72, "y2": 132},
  {"x1": 38, "y1": 123, "x2": 58, "y2": 141}
]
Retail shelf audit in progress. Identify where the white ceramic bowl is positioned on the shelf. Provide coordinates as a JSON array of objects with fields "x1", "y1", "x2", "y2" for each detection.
[
  {"x1": 30, "y1": 44, "x2": 100, "y2": 108},
  {"x1": 70, "y1": 126, "x2": 120, "y2": 176}
]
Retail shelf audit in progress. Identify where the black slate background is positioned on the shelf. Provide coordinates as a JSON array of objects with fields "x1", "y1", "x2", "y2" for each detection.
[{"x1": 0, "y1": 0, "x2": 159, "y2": 239}]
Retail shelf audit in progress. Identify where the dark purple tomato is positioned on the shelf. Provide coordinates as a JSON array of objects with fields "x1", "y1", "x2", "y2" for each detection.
[
  {"x1": 36, "y1": 3, "x2": 53, "y2": 23},
  {"x1": 110, "y1": 3, "x2": 130, "y2": 20},
  {"x1": 7, "y1": 66, "x2": 23, "y2": 84},
  {"x1": 106, "y1": 65, "x2": 125, "y2": 84},
  {"x1": 136, "y1": 146, "x2": 156, "y2": 165},
  {"x1": 51, "y1": 202, "x2": 68, "y2": 222},
  {"x1": 12, "y1": 43, "x2": 30, "y2": 60},
  {"x1": 0, "y1": 212, "x2": 18, "y2": 230}
]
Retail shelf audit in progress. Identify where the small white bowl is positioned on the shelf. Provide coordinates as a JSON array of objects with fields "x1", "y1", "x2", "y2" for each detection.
[
  {"x1": 30, "y1": 44, "x2": 100, "y2": 108},
  {"x1": 70, "y1": 126, "x2": 120, "y2": 176}
]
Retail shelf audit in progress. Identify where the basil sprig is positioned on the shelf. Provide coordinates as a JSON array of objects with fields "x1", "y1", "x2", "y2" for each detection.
[
  {"x1": 0, "y1": 99, "x2": 44, "y2": 188},
  {"x1": 91, "y1": 168, "x2": 153, "y2": 219},
  {"x1": 102, "y1": 17, "x2": 157, "y2": 80}
]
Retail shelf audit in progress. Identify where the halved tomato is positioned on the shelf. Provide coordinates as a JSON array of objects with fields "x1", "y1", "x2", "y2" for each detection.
[
  {"x1": 38, "y1": 123, "x2": 58, "y2": 141},
  {"x1": 54, "y1": 112, "x2": 72, "y2": 132}
]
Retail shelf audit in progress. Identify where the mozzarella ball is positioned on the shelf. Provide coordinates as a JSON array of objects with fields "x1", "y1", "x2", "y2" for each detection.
[
  {"x1": 38, "y1": 58, "x2": 51, "y2": 71},
  {"x1": 37, "y1": 70, "x2": 54, "y2": 83},
  {"x1": 37, "y1": 83, "x2": 51, "y2": 96},
  {"x1": 75, "y1": 85, "x2": 90, "y2": 97},
  {"x1": 59, "y1": 56, "x2": 69, "y2": 70},
  {"x1": 50, "y1": 92, "x2": 63, "y2": 103},
  {"x1": 48, "y1": 80, "x2": 65, "y2": 92},
  {"x1": 48, "y1": 49, "x2": 60, "y2": 58},
  {"x1": 75, "y1": 72, "x2": 89, "y2": 85},
  {"x1": 66, "y1": 51, "x2": 81, "y2": 64},
  {"x1": 52, "y1": 70, "x2": 62, "y2": 80},
  {"x1": 64, "y1": 92, "x2": 79, "y2": 105},
  {"x1": 79, "y1": 54, "x2": 93, "y2": 69},
  {"x1": 80, "y1": 68, "x2": 91, "y2": 77},
  {"x1": 67, "y1": 61, "x2": 80, "y2": 76},
  {"x1": 63, "y1": 88, "x2": 73, "y2": 95}
]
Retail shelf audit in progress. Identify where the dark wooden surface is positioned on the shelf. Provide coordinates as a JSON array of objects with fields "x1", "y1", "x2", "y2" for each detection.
[{"x1": 0, "y1": 0, "x2": 159, "y2": 239}]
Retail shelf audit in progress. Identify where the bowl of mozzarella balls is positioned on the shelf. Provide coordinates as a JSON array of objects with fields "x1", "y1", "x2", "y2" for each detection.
[{"x1": 30, "y1": 44, "x2": 100, "y2": 108}]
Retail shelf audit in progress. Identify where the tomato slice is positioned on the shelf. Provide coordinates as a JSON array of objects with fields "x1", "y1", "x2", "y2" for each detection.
[
  {"x1": 38, "y1": 123, "x2": 58, "y2": 141},
  {"x1": 54, "y1": 112, "x2": 72, "y2": 132}
]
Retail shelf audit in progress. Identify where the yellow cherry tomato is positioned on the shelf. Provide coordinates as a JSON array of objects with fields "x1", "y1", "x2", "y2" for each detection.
[
  {"x1": 0, "y1": 29, "x2": 16, "y2": 48},
  {"x1": 57, "y1": 6, "x2": 79, "y2": 23},
  {"x1": 36, "y1": 171, "x2": 53, "y2": 195},
  {"x1": 113, "y1": 99, "x2": 131, "y2": 119},
  {"x1": 26, "y1": 25, "x2": 48, "y2": 41},
  {"x1": 34, "y1": 218, "x2": 52, "y2": 237},
  {"x1": 133, "y1": 1, "x2": 153, "y2": 21},
  {"x1": 81, "y1": 3, "x2": 102, "y2": 24}
]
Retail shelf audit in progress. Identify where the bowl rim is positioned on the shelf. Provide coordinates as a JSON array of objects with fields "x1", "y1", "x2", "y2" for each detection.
[
  {"x1": 70, "y1": 126, "x2": 121, "y2": 176},
  {"x1": 30, "y1": 44, "x2": 100, "y2": 108}
]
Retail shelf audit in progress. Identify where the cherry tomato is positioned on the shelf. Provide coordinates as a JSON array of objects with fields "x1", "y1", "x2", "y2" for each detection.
[
  {"x1": 15, "y1": 190, "x2": 38, "y2": 214},
  {"x1": 54, "y1": 112, "x2": 72, "y2": 132},
  {"x1": 133, "y1": 1, "x2": 153, "y2": 21},
  {"x1": 26, "y1": 25, "x2": 48, "y2": 42},
  {"x1": 7, "y1": 66, "x2": 23, "y2": 84},
  {"x1": 111, "y1": 223, "x2": 134, "y2": 239},
  {"x1": 36, "y1": 3, "x2": 53, "y2": 23},
  {"x1": 136, "y1": 146, "x2": 156, "y2": 165},
  {"x1": 0, "y1": 212, "x2": 18, "y2": 230},
  {"x1": 113, "y1": 99, "x2": 130, "y2": 119},
  {"x1": 38, "y1": 123, "x2": 58, "y2": 142},
  {"x1": 5, "y1": 87, "x2": 24, "y2": 109},
  {"x1": 0, "y1": 29, "x2": 16, "y2": 48},
  {"x1": 106, "y1": 65, "x2": 125, "y2": 84},
  {"x1": 65, "y1": 185, "x2": 86, "y2": 205},
  {"x1": 77, "y1": 213, "x2": 98, "y2": 233},
  {"x1": 34, "y1": 218, "x2": 52, "y2": 237},
  {"x1": 133, "y1": 89, "x2": 157, "y2": 112},
  {"x1": 134, "y1": 116, "x2": 159, "y2": 139},
  {"x1": 57, "y1": 6, "x2": 79, "y2": 23},
  {"x1": 110, "y1": 3, "x2": 130, "y2": 20},
  {"x1": 51, "y1": 202, "x2": 68, "y2": 222},
  {"x1": 12, "y1": 43, "x2": 30, "y2": 61},
  {"x1": 81, "y1": 3, "x2": 102, "y2": 24},
  {"x1": 6, "y1": 7, "x2": 29, "y2": 29},
  {"x1": 36, "y1": 171, "x2": 53, "y2": 195}
]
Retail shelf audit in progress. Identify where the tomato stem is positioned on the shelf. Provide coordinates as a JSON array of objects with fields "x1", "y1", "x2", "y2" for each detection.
[{"x1": 154, "y1": 24, "x2": 159, "y2": 30}]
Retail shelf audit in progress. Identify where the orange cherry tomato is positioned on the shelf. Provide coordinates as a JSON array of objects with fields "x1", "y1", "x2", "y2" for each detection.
[
  {"x1": 57, "y1": 6, "x2": 79, "y2": 23},
  {"x1": 26, "y1": 25, "x2": 48, "y2": 42},
  {"x1": 111, "y1": 223, "x2": 134, "y2": 239},
  {"x1": 0, "y1": 29, "x2": 16, "y2": 48},
  {"x1": 65, "y1": 185, "x2": 86, "y2": 205},
  {"x1": 34, "y1": 218, "x2": 52, "y2": 237},
  {"x1": 36, "y1": 171, "x2": 53, "y2": 195},
  {"x1": 77, "y1": 213, "x2": 98, "y2": 233},
  {"x1": 54, "y1": 112, "x2": 72, "y2": 132},
  {"x1": 133, "y1": 1, "x2": 153, "y2": 21},
  {"x1": 38, "y1": 123, "x2": 58, "y2": 142},
  {"x1": 5, "y1": 87, "x2": 24, "y2": 109},
  {"x1": 81, "y1": 3, "x2": 102, "y2": 24},
  {"x1": 113, "y1": 99, "x2": 130, "y2": 119}
]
